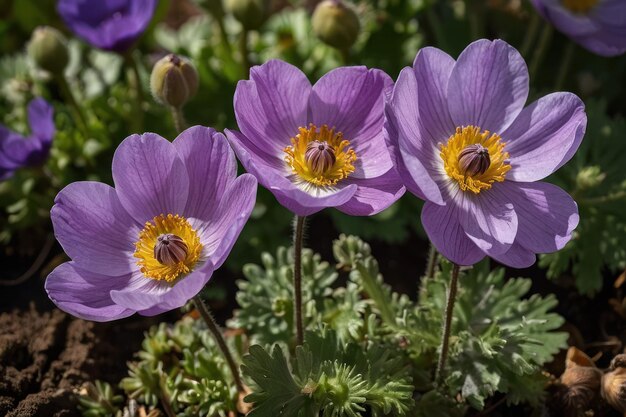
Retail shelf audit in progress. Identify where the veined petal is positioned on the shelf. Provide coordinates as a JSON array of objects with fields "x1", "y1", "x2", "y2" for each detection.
[
  {"x1": 45, "y1": 262, "x2": 134, "y2": 322},
  {"x1": 505, "y1": 92, "x2": 586, "y2": 182},
  {"x1": 337, "y1": 169, "x2": 405, "y2": 216},
  {"x1": 447, "y1": 39, "x2": 529, "y2": 134},
  {"x1": 490, "y1": 242, "x2": 536, "y2": 268},
  {"x1": 51, "y1": 181, "x2": 140, "y2": 275},
  {"x1": 309, "y1": 66, "x2": 394, "y2": 178},
  {"x1": 421, "y1": 202, "x2": 485, "y2": 266},
  {"x1": 112, "y1": 133, "x2": 190, "y2": 224},
  {"x1": 27, "y1": 98, "x2": 55, "y2": 142}
]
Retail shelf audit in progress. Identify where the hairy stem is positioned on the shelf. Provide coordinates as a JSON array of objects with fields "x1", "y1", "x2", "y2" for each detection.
[
  {"x1": 193, "y1": 295, "x2": 245, "y2": 393},
  {"x1": 170, "y1": 106, "x2": 187, "y2": 133},
  {"x1": 425, "y1": 244, "x2": 438, "y2": 279},
  {"x1": 435, "y1": 263, "x2": 461, "y2": 387},
  {"x1": 529, "y1": 23, "x2": 553, "y2": 79},
  {"x1": 293, "y1": 215, "x2": 307, "y2": 346}
]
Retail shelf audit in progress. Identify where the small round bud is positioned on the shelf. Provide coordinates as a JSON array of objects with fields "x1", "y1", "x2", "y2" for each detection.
[
  {"x1": 575, "y1": 166, "x2": 606, "y2": 190},
  {"x1": 312, "y1": 0, "x2": 360, "y2": 51},
  {"x1": 225, "y1": 0, "x2": 271, "y2": 30},
  {"x1": 154, "y1": 234, "x2": 188, "y2": 266},
  {"x1": 150, "y1": 54, "x2": 199, "y2": 109},
  {"x1": 27, "y1": 26, "x2": 69, "y2": 75},
  {"x1": 305, "y1": 140, "x2": 336, "y2": 174},
  {"x1": 458, "y1": 144, "x2": 490, "y2": 177}
]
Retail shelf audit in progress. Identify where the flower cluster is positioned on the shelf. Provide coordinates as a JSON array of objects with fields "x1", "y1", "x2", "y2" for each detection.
[{"x1": 45, "y1": 39, "x2": 586, "y2": 320}]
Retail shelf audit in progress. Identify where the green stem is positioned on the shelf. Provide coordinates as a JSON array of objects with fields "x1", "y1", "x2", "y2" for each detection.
[
  {"x1": 467, "y1": 0, "x2": 484, "y2": 40},
  {"x1": 193, "y1": 295, "x2": 245, "y2": 393},
  {"x1": 520, "y1": 13, "x2": 541, "y2": 59},
  {"x1": 555, "y1": 42, "x2": 575, "y2": 91},
  {"x1": 55, "y1": 75, "x2": 88, "y2": 138},
  {"x1": 340, "y1": 47, "x2": 350, "y2": 66},
  {"x1": 580, "y1": 190, "x2": 626, "y2": 205},
  {"x1": 206, "y1": 0, "x2": 232, "y2": 53},
  {"x1": 293, "y1": 215, "x2": 306, "y2": 346},
  {"x1": 529, "y1": 23, "x2": 553, "y2": 79},
  {"x1": 356, "y1": 262, "x2": 395, "y2": 325},
  {"x1": 435, "y1": 263, "x2": 461, "y2": 387},
  {"x1": 170, "y1": 106, "x2": 187, "y2": 134},
  {"x1": 240, "y1": 29, "x2": 251, "y2": 74},
  {"x1": 426, "y1": 244, "x2": 438, "y2": 279},
  {"x1": 425, "y1": 3, "x2": 448, "y2": 52},
  {"x1": 125, "y1": 54, "x2": 145, "y2": 131}
]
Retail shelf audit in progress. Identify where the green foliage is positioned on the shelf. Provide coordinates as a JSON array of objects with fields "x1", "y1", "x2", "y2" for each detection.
[
  {"x1": 241, "y1": 328, "x2": 414, "y2": 417},
  {"x1": 542, "y1": 99, "x2": 626, "y2": 294}
]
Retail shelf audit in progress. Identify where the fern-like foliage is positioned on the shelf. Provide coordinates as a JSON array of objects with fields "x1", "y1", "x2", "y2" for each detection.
[{"x1": 241, "y1": 328, "x2": 415, "y2": 417}]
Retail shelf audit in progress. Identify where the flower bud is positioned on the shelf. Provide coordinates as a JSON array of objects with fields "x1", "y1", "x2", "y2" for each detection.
[
  {"x1": 150, "y1": 54, "x2": 199, "y2": 109},
  {"x1": 458, "y1": 144, "x2": 490, "y2": 177},
  {"x1": 312, "y1": 0, "x2": 360, "y2": 51},
  {"x1": 551, "y1": 347, "x2": 602, "y2": 416},
  {"x1": 154, "y1": 234, "x2": 188, "y2": 266},
  {"x1": 225, "y1": 0, "x2": 271, "y2": 30},
  {"x1": 27, "y1": 26, "x2": 69, "y2": 75},
  {"x1": 602, "y1": 354, "x2": 626, "y2": 413}
]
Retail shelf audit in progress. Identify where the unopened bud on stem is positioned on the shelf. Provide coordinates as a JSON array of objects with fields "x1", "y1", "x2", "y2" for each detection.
[
  {"x1": 150, "y1": 54, "x2": 199, "y2": 109},
  {"x1": 312, "y1": 0, "x2": 360, "y2": 51},
  {"x1": 27, "y1": 26, "x2": 69, "y2": 75}
]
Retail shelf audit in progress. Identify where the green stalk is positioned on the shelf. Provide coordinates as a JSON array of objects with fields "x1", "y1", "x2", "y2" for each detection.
[
  {"x1": 170, "y1": 106, "x2": 187, "y2": 133},
  {"x1": 555, "y1": 42, "x2": 575, "y2": 91},
  {"x1": 520, "y1": 13, "x2": 541, "y2": 59},
  {"x1": 125, "y1": 54, "x2": 145, "y2": 131},
  {"x1": 435, "y1": 263, "x2": 461, "y2": 387},
  {"x1": 293, "y1": 215, "x2": 307, "y2": 346},
  {"x1": 529, "y1": 23, "x2": 553, "y2": 79},
  {"x1": 193, "y1": 295, "x2": 245, "y2": 393},
  {"x1": 240, "y1": 29, "x2": 251, "y2": 74}
]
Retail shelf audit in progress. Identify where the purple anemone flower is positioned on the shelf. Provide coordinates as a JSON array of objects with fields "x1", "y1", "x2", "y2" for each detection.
[
  {"x1": 386, "y1": 39, "x2": 586, "y2": 268},
  {"x1": 531, "y1": 0, "x2": 626, "y2": 57},
  {"x1": 0, "y1": 98, "x2": 55, "y2": 180},
  {"x1": 57, "y1": 0, "x2": 157, "y2": 53},
  {"x1": 45, "y1": 127, "x2": 257, "y2": 321},
  {"x1": 225, "y1": 59, "x2": 405, "y2": 217}
]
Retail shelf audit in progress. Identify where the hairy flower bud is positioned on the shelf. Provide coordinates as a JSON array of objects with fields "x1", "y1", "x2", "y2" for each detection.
[
  {"x1": 602, "y1": 354, "x2": 626, "y2": 413},
  {"x1": 458, "y1": 144, "x2": 490, "y2": 177},
  {"x1": 154, "y1": 233, "x2": 189, "y2": 266},
  {"x1": 312, "y1": 0, "x2": 360, "y2": 51},
  {"x1": 551, "y1": 347, "x2": 602, "y2": 416},
  {"x1": 27, "y1": 26, "x2": 69, "y2": 75},
  {"x1": 150, "y1": 54, "x2": 199, "y2": 109},
  {"x1": 225, "y1": 0, "x2": 271, "y2": 30}
]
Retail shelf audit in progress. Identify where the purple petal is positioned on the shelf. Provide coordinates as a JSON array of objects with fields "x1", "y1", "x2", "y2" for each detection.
[
  {"x1": 112, "y1": 133, "x2": 190, "y2": 224},
  {"x1": 504, "y1": 92, "x2": 586, "y2": 182},
  {"x1": 490, "y1": 242, "x2": 536, "y2": 268},
  {"x1": 45, "y1": 262, "x2": 134, "y2": 322},
  {"x1": 27, "y1": 98, "x2": 55, "y2": 143},
  {"x1": 226, "y1": 129, "x2": 356, "y2": 216},
  {"x1": 502, "y1": 181, "x2": 579, "y2": 253},
  {"x1": 234, "y1": 60, "x2": 311, "y2": 162},
  {"x1": 309, "y1": 66, "x2": 394, "y2": 178},
  {"x1": 111, "y1": 261, "x2": 214, "y2": 312},
  {"x1": 199, "y1": 174, "x2": 257, "y2": 268},
  {"x1": 447, "y1": 39, "x2": 529, "y2": 133},
  {"x1": 337, "y1": 169, "x2": 405, "y2": 216},
  {"x1": 51, "y1": 181, "x2": 140, "y2": 275},
  {"x1": 454, "y1": 184, "x2": 518, "y2": 256},
  {"x1": 421, "y1": 201, "x2": 485, "y2": 266},
  {"x1": 172, "y1": 126, "x2": 237, "y2": 226},
  {"x1": 388, "y1": 67, "x2": 445, "y2": 205}
]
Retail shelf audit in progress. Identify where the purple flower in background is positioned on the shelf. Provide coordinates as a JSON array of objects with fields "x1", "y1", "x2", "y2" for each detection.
[
  {"x1": 386, "y1": 39, "x2": 586, "y2": 268},
  {"x1": 45, "y1": 127, "x2": 257, "y2": 321},
  {"x1": 531, "y1": 0, "x2": 626, "y2": 57},
  {"x1": 0, "y1": 98, "x2": 55, "y2": 180},
  {"x1": 226, "y1": 60, "x2": 405, "y2": 217},
  {"x1": 57, "y1": 0, "x2": 157, "y2": 53}
]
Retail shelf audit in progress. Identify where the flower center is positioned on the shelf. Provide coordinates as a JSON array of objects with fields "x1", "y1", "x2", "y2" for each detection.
[
  {"x1": 134, "y1": 214, "x2": 203, "y2": 283},
  {"x1": 284, "y1": 124, "x2": 357, "y2": 187},
  {"x1": 440, "y1": 126, "x2": 511, "y2": 194},
  {"x1": 561, "y1": 0, "x2": 598, "y2": 13}
]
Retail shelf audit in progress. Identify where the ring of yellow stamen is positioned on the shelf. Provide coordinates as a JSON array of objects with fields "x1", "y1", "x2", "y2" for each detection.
[
  {"x1": 134, "y1": 214, "x2": 203, "y2": 283},
  {"x1": 440, "y1": 126, "x2": 511, "y2": 194},
  {"x1": 562, "y1": 0, "x2": 598, "y2": 13},
  {"x1": 284, "y1": 124, "x2": 357, "y2": 187}
]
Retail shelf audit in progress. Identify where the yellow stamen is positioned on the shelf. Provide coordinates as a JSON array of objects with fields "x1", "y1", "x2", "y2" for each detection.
[
  {"x1": 562, "y1": 0, "x2": 598, "y2": 13},
  {"x1": 284, "y1": 124, "x2": 357, "y2": 187},
  {"x1": 134, "y1": 214, "x2": 202, "y2": 283},
  {"x1": 440, "y1": 126, "x2": 511, "y2": 194}
]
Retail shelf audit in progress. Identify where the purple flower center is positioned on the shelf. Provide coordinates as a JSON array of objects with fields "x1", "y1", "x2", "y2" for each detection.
[
  {"x1": 458, "y1": 144, "x2": 491, "y2": 177},
  {"x1": 561, "y1": 0, "x2": 598, "y2": 13},
  {"x1": 305, "y1": 140, "x2": 337, "y2": 174},
  {"x1": 154, "y1": 233, "x2": 189, "y2": 266}
]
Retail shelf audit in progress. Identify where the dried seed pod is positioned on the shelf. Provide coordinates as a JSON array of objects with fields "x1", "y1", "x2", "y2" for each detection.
[
  {"x1": 551, "y1": 347, "x2": 602, "y2": 417},
  {"x1": 602, "y1": 354, "x2": 626, "y2": 413}
]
